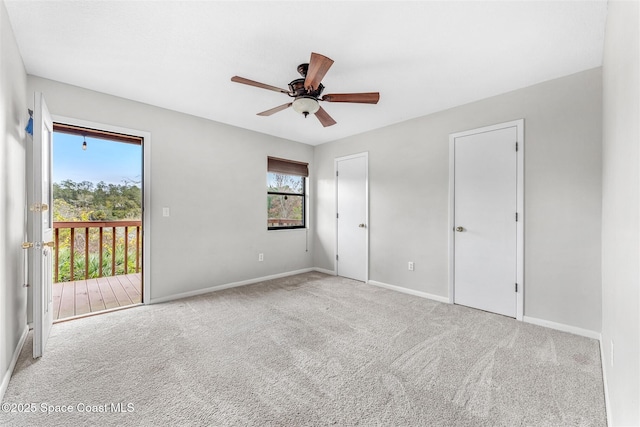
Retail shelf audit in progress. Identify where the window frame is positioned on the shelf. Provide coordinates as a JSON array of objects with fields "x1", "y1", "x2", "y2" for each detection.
[
  {"x1": 267, "y1": 172, "x2": 306, "y2": 231},
  {"x1": 267, "y1": 163, "x2": 308, "y2": 231}
]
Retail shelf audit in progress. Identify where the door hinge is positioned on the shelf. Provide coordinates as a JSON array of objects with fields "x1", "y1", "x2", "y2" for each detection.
[
  {"x1": 515, "y1": 212, "x2": 519, "y2": 222},
  {"x1": 515, "y1": 283, "x2": 518, "y2": 292},
  {"x1": 516, "y1": 142, "x2": 519, "y2": 152},
  {"x1": 336, "y1": 254, "x2": 339, "y2": 261},
  {"x1": 336, "y1": 171, "x2": 339, "y2": 177},
  {"x1": 336, "y1": 213, "x2": 339, "y2": 219}
]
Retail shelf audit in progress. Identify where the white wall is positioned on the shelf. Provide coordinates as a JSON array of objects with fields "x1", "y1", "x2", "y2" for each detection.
[
  {"x1": 601, "y1": 0, "x2": 640, "y2": 425},
  {"x1": 27, "y1": 76, "x2": 314, "y2": 301},
  {"x1": 314, "y1": 68, "x2": 603, "y2": 333},
  {"x1": 0, "y1": 0, "x2": 28, "y2": 399}
]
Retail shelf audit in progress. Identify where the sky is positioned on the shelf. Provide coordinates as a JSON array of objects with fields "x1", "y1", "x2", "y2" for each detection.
[{"x1": 53, "y1": 132, "x2": 142, "y2": 185}]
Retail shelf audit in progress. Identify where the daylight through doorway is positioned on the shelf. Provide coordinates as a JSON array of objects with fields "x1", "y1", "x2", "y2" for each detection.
[{"x1": 51, "y1": 124, "x2": 143, "y2": 321}]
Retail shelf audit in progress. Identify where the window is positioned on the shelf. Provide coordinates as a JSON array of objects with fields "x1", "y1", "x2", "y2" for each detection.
[{"x1": 267, "y1": 157, "x2": 308, "y2": 230}]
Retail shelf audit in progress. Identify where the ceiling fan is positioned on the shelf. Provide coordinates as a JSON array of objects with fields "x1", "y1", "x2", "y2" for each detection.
[{"x1": 231, "y1": 52, "x2": 380, "y2": 127}]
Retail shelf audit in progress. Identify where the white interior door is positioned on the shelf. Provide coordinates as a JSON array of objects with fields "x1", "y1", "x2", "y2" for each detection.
[
  {"x1": 336, "y1": 154, "x2": 368, "y2": 282},
  {"x1": 450, "y1": 121, "x2": 523, "y2": 318},
  {"x1": 28, "y1": 92, "x2": 54, "y2": 358}
]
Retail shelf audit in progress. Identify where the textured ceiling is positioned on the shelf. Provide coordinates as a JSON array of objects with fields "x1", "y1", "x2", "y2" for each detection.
[{"x1": 5, "y1": 1, "x2": 608, "y2": 145}]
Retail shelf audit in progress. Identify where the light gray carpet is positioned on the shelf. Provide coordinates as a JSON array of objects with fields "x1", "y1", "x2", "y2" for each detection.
[{"x1": 1, "y1": 272, "x2": 606, "y2": 426}]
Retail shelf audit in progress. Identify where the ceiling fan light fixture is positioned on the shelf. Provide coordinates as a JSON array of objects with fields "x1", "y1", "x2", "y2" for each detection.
[{"x1": 292, "y1": 96, "x2": 319, "y2": 117}]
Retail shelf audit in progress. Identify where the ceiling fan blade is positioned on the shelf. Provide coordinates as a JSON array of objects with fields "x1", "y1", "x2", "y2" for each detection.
[
  {"x1": 231, "y1": 76, "x2": 290, "y2": 94},
  {"x1": 322, "y1": 92, "x2": 380, "y2": 104},
  {"x1": 304, "y1": 52, "x2": 334, "y2": 91},
  {"x1": 257, "y1": 103, "x2": 292, "y2": 116},
  {"x1": 315, "y1": 106, "x2": 337, "y2": 127}
]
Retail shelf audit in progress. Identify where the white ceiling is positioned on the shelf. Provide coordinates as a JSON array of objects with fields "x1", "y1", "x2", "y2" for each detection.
[{"x1": 5, "y1": 1, "x2": 608, "y2": 145}]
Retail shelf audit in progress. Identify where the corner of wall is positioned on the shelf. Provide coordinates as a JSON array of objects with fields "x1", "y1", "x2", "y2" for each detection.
[
  {"x1": 0, "y1": 0, "x2": 29, "y2": 403},
  {"x1": 601, "y1": 0, "x2": 640, "y2": 425}
]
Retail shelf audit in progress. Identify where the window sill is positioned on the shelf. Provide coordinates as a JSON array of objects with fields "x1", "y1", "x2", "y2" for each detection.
[{"x1": 267, "y1": 227, "x2": 308, "y2": 232}]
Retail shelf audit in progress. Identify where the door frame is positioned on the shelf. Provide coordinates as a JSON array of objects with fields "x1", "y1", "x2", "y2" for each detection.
[
  {"x1": 448, "y1": 119, "x2": 524, "y2": 320},
  {"x1": 52, "y1": 115, "x2": 152, "y2": 304},
  {"x1": 334, "y1": 152, "x2": 369, "y2": 282}
]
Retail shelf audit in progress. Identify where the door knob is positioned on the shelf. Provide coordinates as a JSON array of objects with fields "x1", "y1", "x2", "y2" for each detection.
[
  {"x1": 358, "y1": 223, "x2": 366, "y2": 228},
  {"x1": 455, "y1": 226, "x2": 464, "y2": 232}
]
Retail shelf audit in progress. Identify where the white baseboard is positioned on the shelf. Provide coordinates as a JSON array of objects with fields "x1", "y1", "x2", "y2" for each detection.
[
  {"x1": 148, "y1": 268, "x2": 315, "y2": 304},
  {"x1": 367, "y1": 280, "x2": 449, "y2": 304},
  {"x1": 599, "y1": 337, "x2": 612, "y2": 427},
  {"x1": 1, "y1": 325, "x2": 28, "y2": 402},
  {"x1": 313, "y1": 267, "x2": 336, "y2": 276},
  {"x1": 522, "y1": 316, "x2": 601, "y2": 340}
]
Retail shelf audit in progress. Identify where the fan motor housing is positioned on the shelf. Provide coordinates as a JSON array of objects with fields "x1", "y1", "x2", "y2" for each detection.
[{"x1": 288, "y1": 78, "x2": 324, "y2": 99}]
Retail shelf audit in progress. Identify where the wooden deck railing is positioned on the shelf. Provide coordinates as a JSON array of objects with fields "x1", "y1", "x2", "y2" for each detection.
[{"x1": 53, "y1": 220, "x2": 141, "y2": 283}]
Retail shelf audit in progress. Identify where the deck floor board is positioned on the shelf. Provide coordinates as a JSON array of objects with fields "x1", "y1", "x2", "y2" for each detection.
[
  {"x1": 96, "y1": 277, "x2": 121, "y2": 310},
  {"x1": 58, "y1": 281, "x2": 76, "y2": 319},
  {"x1": 75, "y1": 280, "x2": 91, "y2": 316},
  {"x1": 106, "y1": 276, "x2": 134, "y2": 307},
  {"x1": 86, "y1": 278, "x2": 106, "y2": 313},
  {"x1": 118, "y1": 274, "x2": 142, "y2": 303},
  {"x1": 52, "y1": 273, "x2": 141, "y2": 321}
]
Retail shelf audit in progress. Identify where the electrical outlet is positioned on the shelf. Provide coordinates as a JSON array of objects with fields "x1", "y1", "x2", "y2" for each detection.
[
  {"x1": 162, "y1": 207, "x2": 170, "y2": 217},
  {"x1": 408, "y1": 262, "x2": 414, "y2": 271},
  {"x1": 258, "y1": 253, "x2": 264, "y2": 262}
]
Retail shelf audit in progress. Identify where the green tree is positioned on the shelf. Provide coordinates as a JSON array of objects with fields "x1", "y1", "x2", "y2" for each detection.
[{"x1": 53, "y1": 179, "x2": 141, "y2": 221}]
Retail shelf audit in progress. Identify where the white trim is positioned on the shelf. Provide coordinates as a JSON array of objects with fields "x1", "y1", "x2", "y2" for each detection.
[
  {"x1": 522, "y1": 316, "x2": 600, "y2": 340},
  {"x1": 448, "y1": 119, "x2": 525, "y2": 320},
  {"x1": 368, "y1": 280, "x2": 449, "y2": 304},
  {"x1": 313, "y1": 267, "x2": 336, "y2": 276},
  {"x1": 599, "y1": 337, "x2": 612, "y2": 427},
  {"x1": 448, "y1": 140, "x2": 455, "y2": 304},
  {"x1": 334, "y1": 152, "x2": 369, "y2": 282},
  {"x1": 0, "y1": 326, "x2": 29, "y2": 402},
  {"x1": 51, "y1": 115, "x2": 151, "y2": 305},
  {"x1": 515, "y1": 120, "x2": 524, "y2": 320},
  {"x1": 148, "y1": 268, "x2": 314, "y2": 304}
]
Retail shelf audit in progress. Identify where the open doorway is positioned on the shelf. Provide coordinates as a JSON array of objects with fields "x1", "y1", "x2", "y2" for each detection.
[{"x1": 51, "y1": 123, "x2": 143, "y2": 321}]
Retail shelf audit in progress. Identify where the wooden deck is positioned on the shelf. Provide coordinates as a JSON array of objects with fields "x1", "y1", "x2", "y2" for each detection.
[{"x1": 52, "y1": 273, "x2": 142, "y2": 321}]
